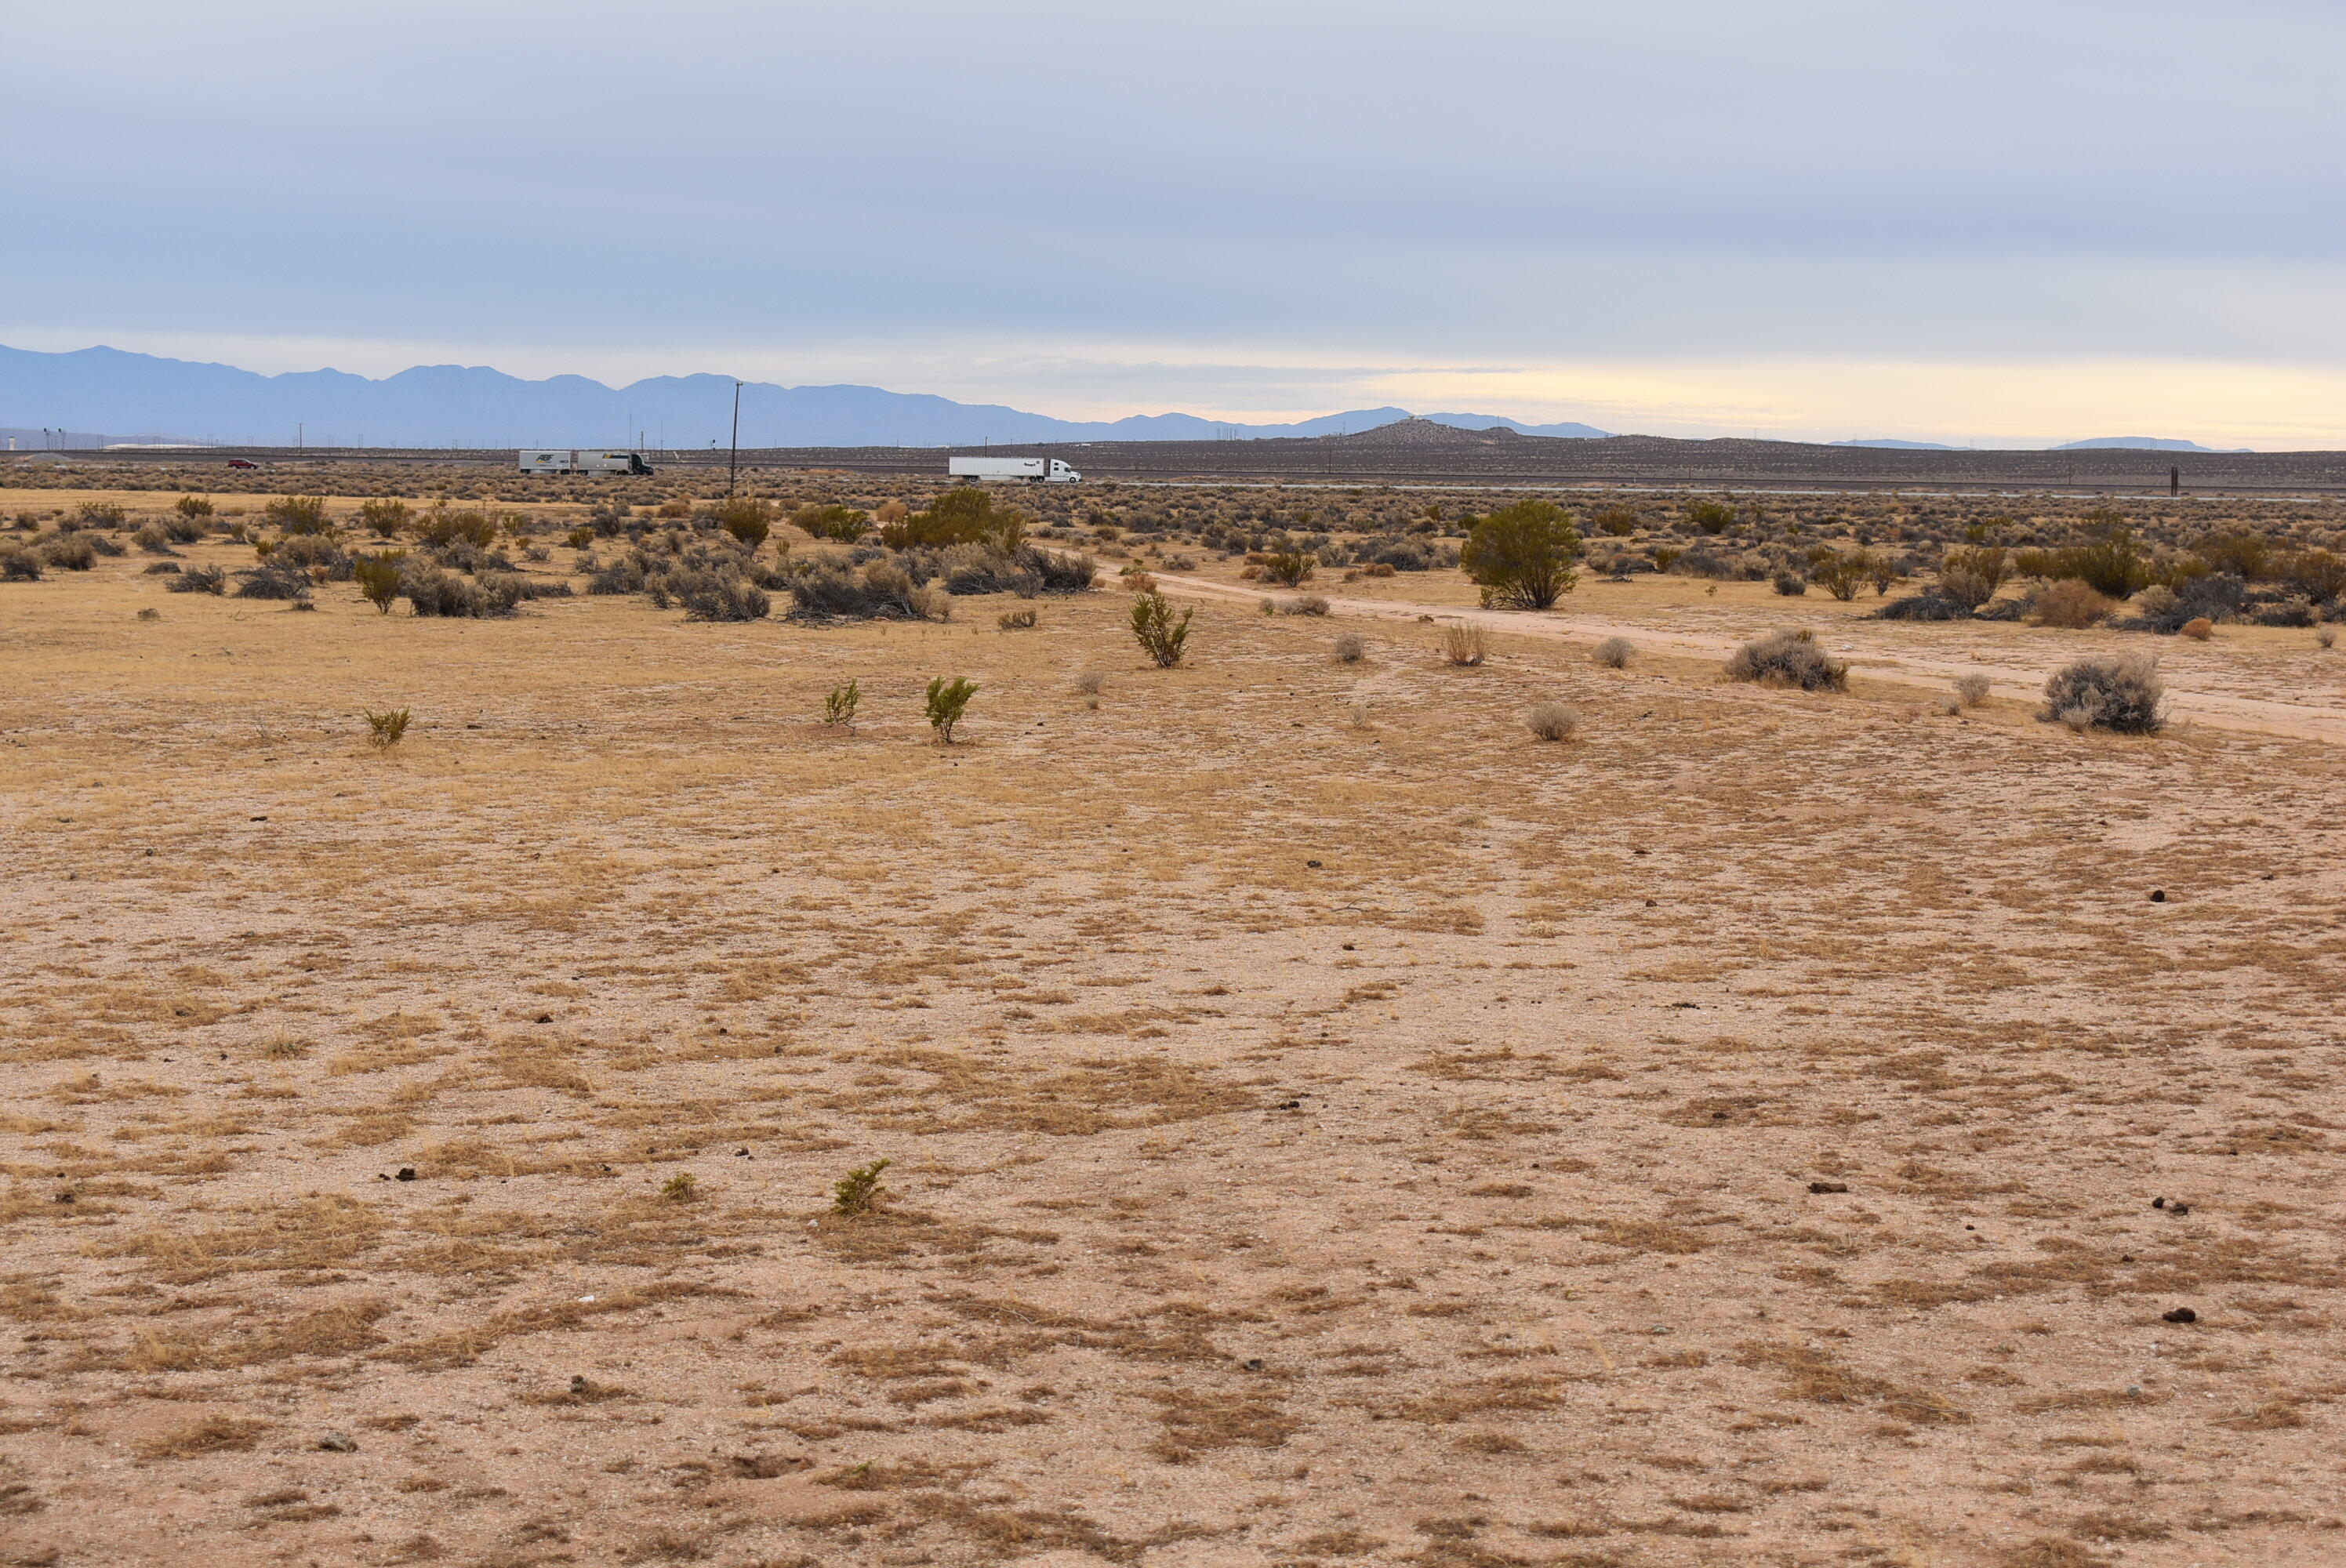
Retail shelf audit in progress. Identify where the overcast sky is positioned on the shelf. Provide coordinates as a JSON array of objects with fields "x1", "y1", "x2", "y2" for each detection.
[{"x1": 8, "y1": 0, "x2": 2344, "y2": 445}]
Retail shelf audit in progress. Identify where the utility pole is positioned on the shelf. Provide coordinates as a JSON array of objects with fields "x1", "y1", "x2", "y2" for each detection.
[{"x1": 728, "y1": 380, "x2": 743, "y2": 498}]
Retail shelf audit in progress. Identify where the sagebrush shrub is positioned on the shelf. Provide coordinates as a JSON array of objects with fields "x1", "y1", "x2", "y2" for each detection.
[
  {"x1": 358, "y1": 499, "x2": 411, "y2": 538},
  {"x1": 1954, "y1": 673, "x2": 1992, "y2": 707},
  {"x1": 1073, "y1": 670, "x2": 1107, "y2": 695},
  {"x1": 174, "y1": 495, "x2": 214, "y2": 521},
  {"x1": 1332, "y1": 632, "x2": 1366, "y2": 662},
  {"x1": 0, "y1": 546, "x2": 39, "y2": 582},
  {"x1": 74, "y1": 500, "x2": 126, "y2": 528},
  {"x1": 1526, "y1": 701, "x2": 1579, "y2": 742},
  {"x1": 1772, "y1": 569, "x2": 1808, "y2": 597},
  {"x1": 1937, "y1": 546, "x2": 2010, "y2": 611},
  {"x1": 1280, "y1": 594, "x2": 1330, "y2": 616},
  {"x1": 792, "y1": 503, "x2": 870, "y2": 543},
  {"x1": 266, "y1": 495, "x2": 332, "y2": 535},
  {"x1": 1810, "y1": 548, "x2": 1872, "y2": 601},
  {"x1": 2032, "y1": 579, "x2": 2116, "y2": 629},
  {"x1": 2040, "y1": 655, "x2": 2164, "y2": 734},
  {"x1": 663, "y1": 568, "x2": 770, "y2": 622},
  {"x1": 234, "y1": 561, "x2": 313, "y2": 601},
  {"x1": 1592, "y1": 635, "x2": 1634, "y2": 669},
  {"x1": 40, "y1": 535, "x2": 96, "y2": 571},
  {"x1": 169, "y1": 565, "x2": 227, "y2": 594},
  {"x1": 1262, "y1": 549, "x2": 1314, "y2": 587},
  {"x1": 1725, "y1": 628, "x2": 1847, "y2": 691},
  {"x1": 715, "y1": 497, "x2": 774, "y2": 549},
  {"x1": 133, "y1": 523, "x2": 176, "y2": 554}
]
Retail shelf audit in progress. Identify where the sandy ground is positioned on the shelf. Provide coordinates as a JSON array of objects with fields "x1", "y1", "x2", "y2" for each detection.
[{"x1": 4, "y1": 536, "x2": 2346, "y2": 1568}]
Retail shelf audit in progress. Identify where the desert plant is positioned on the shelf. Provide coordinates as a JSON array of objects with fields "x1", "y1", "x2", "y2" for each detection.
[
  {"x1": 362, "y1": 707, "x2": 411, "y2": 749},
  {"x1": 353, "y1": 550, "x2": 406, "y2": 614},
  {"x1": 2317, "y1": 626, "x2": 2336, "y2": 650},
  {"x1": 0, "y1": 546, "x2": 40, "y2": 582},
  {"x1": 715, "y1": 497, "x2": 774, "y2": 549},
  {"x1": 401, "y1": 560, "x2": 514, "y2": 617},
  {"x1": 1130, "y1": 591, "x2": 1193, "y2": 667},
  {"x1": 1262, "y1": 549, "x2": 1315, "y2": 587},
  {"x1": 1810, "y1": 548, "x2": 1872, "y2": 601},
  {"x1": 1592, "y1": 635, "x2": 1634, "y2": 669},
  {"x1": 1684, "y1": 499, "x2": 1735, "y2": 535},
  {"x1": 925, "y1": 675, "x2": 977, "y2": 742},
  {"x1": 40, "y1": 535, "x2": 97, "y2": 571},
  {"x1": 791, "y1": 503, "x2": 870, "y2": 542},
  {"x1": 833, "y1": 1159, "x2": 891, "y2": 1216},
  {"x1": 74, "y1": 500, "x2": 126, "y2": 527},
  {"x1": 2179, "y1": 617, "x2": 2213, "y2": 641},
  {"x1": 1525, "y1": 700, "x2": 1579, "y2": 741},
  {"x1": 2194, "y1": 529, "x2": 2273, "y2": 581},
  {"x1": 266, "y1": 495, "x2": 332, "y2": 535},
  {"x1": 1332, "y1": 632, "x2": 1366, "y2": 662},
  {"x1": 663, "y1": 568, "x2": 770, "y2": 622},
  {"x1": 2030, "y1": 579, "x2": 2116, "y2": 629},
  {"x1": 824, "y1": 679, "x2": 860, "y2": 725},
  {"x1": 998, "y1": 606, "x2": 1038, "y2": 630},
  {"x1": 1867, "y1": 556, "x2": 1901, "y2": 595},
  {"x1": 565, "y1": 525, "x2": 594, "y2": 549},
  {"x1": 169, "y1": 564, "x2": 227, "y2": 594},
  {"x1": 1462, "y1": 499, "x2": 1581, "y2": 610},
  {"x1": 1032, "y1": 549, "x2": 1097, "y2": 593},
  {"x1": 656, "y1": 498, "x2": 694, "y2": 520},
  {"x1": 357, "y1": 499, "x2": 411, "y2": 538},
  {"x1": 660, "y1": 1173, "x2": 699, "y2": 1201},
  {"x1": 1937, "y1": 545, "x2": 2010, "y2": 611},
  {"x1": 413, "y1": 506, "x2": 498, "y2": 550},
  {"x1": 2040, "y1": 655, "x2": 2165, "y2": 734},
  {"x1": 2068, "y1": 510, "x2": 2152, "y2": 597},
  {"x1": 1280, "y1": 594, "x2": 1330, "y2": 616},
  {"x1": 1440, "y1": 623, "x2": 1489, "y2": 666},
  {"x1": 234, "y1": 561, "x2": 312, "y2": 601},
  {"x1": 133, "y1": 522, "x2": 177, "y2": 554},
  {"x1": 1724, "y1": 628, "x2": 1847, "y2": 691},
  {"x1": 2286, "y1": 547, "x2": 2346, "y2": 604},
  {"x1": 887, "y1": 488, "x2": 1029, "y2": 552},
  {"x1": 174, "y1": 494, "x2": 214, "y2": 521},
  {"x1": 1953, "y1": 673, "x2": 1992, "y2": 707},
  {"x1": 1592, "y1": 506, "x2": 1640, "y2": 537},
  {"x1": 1772, "y1": 569, "x2": 1808, "y2": 597},
  {"x1": 1073, "y1": 670, "x2": 1107, "y2": 695},
  {"x1": 136, "y1": 606, "x2": 160, "y2": 621},
  {"x1": 1651, "y1": 544, "x2": 1686, "y2": 573}
]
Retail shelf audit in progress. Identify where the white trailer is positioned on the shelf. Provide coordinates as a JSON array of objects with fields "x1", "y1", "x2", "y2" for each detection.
[
  {"x1": 948, "y1": 456, "x2": 1081, "y2": 483},
  {"x1": 518, "y1": 449, "x2": 654, "y2": 476}
]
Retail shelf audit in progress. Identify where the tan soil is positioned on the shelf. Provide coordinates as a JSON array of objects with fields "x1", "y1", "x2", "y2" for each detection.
[{"x1": 4, "y1": 532, "x2": 2346, "y2": 1568}]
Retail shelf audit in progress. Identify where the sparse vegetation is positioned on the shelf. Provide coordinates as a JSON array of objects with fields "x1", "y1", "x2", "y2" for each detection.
[
  {"x1": 1954, "y1": 673, "x2": 1992, "y2": 707},
  {"x1": 265, "y1": 495, "x2": 333, "y2": 535},
  {"x1": 1592, "y1": 635, "x2": 1634, "y2": 669},
  {"x1": 2031, "y1": 579, "x2": 2117, "y2": 629},
  {"x1": 824, "y1": 679, "x2": 860, "y2": 726},
  {"x1": 833, "y1": 1159, "x2": 892, "y2": 1215},
  {"x1": 1525, "y1": 700, "x2": 1579, "y2": 741},
  {"x1": 354, "y1": 551, "x2": 406, "y2": 614},
  {"x1": 925, "y1": 676, "x2": 977, "y2": 742},
  {"x1": 1332, "y1": 632, "x2": 1367, "y2": 662},
  {"x1": 1725, "y1": 628, "x2": 1848, "y2": 691},
  {"x1": 358, "y1": 499, "x2": 412, "y2": 537},
  {"x1": 1440, "y1": 623, "x2": 1489, "y2": 666},
  {"x1": 363, "y1": 708, "x2": 412, "y2": 749},
  {"x1": 1937, "y1": 545, "x2": 2011, "y2": 612},
  {"x1": 2040, "y1": 654, "x2": 2166, "y2": 733},
  {"x1": 1130, "y1": 590, "x2": 1193, "y2": 667}
]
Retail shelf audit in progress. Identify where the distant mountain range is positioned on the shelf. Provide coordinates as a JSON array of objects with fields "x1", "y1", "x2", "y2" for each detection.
[
  {"x1": 0, "y1": 343, "x2": 1611, "y2": 449},
  {"x1": 1839, "y1": 434, "x2": 2256, "y2": 454}
]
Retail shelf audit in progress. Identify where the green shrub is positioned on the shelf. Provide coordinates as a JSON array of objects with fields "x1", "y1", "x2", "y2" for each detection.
[
  {"x1": 1684, "y1": 499, "x2": 1735, "y2": 535},
  {"x1": 414, "y1": 506, "x2": 498, "y2": 550},
  {"x1": 174, "y1": 494, "x2": 215, "y2": 521},
  {"x1": 925, "y1": 676, "x2": 977, "y2": 742},
  {"x1": 833, "y1": 1160, "x2": 890, "y2": 1216},
  {"x1": 363, "y1": 707, "x2": 411, "y2": 748},
  {"x1": 791, "y1": 503, "x2": 871, "y2": 543},
  {"x1": 1937, "y1": 545, "x2": 2010, "y2": 611},
  {"x1": 2066, "y1": 510, "x2": 2152, "y2": 597},
  {"x1": 998, "y1": 606, "x2": 1038, "y2": 630},
  {"x1": 2286, "y1": 548, "x2": 2346, "y2": 604},
  {"x1": 1651, "y1": 544, "x2": 1686, "y2": 572},
  {"x1": 1130, "y1": 590, "x2": 1193, "y2": 667},
  {"x1": 1810, "y1": 548, "x2": 1872, "y2": 601},
  {"x1": 884, "y1": 488, "x2": 1028, "y2": 551},
  {"x1": 358, "y1": 499, "x2": 411, "y2": 538},
  {"x1": 1592, "y1": 506, "x2": 1640, "y2": 537},
  {"x1": 2193, "y1": 530, "x2": 2272, "y2": 581},
  {"x1": 716, "y1": 497, "x2": 773, "y2": 549},
  {"x1": 74, "y1": 500, "x2": 126, "y2": 528},
  {"x1": 1461, "y1": 499, "x2": 1581, "y2": 610},
  {"x1": 824, "y1": 680, "x2": 860, "y2": 726},
  {"x1": 266, "y1": 495, "x2": 332, "y2": 535},
  {"x1": 1262, "y1": 549, "x2": 1314, "y2": 587},
  {"x1": 354, "y1": 551, "x2": 405, "y2": 613}
]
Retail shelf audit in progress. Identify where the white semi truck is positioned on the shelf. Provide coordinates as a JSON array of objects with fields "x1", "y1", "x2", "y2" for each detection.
[
  {"x1": 948, "y1": 456, "x2": 1081, "y2": 483},
  {"x1": 518, "y1": 449, "x2": 654, "y2": 476}
]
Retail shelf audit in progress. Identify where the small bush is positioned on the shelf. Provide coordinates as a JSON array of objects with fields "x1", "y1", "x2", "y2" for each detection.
[
  {"x1": 1592, "y1": 636, "x2": 1634, "y2": 669},
  {"x1": 998, "y1": 606, "x2": 1038, "y2": 630},
  {"x1": 1073, "y1": 670, "x2": 1107, "y2": 695},
  {"x1": 174, "y1": 494, "x2": 215, "y2": 521},
  {"x1": 136, "y1": 606, "x2": 160, "y2": 621},
  {"x1": 1526, "y1": 700, "x2": 1579, "y2": 742},
  {"x1": 0, "y1": 546, "x2": 40, "y2": 581},
  {"x1": 413, "y1": 506, "x2": 497, "y2": 550},
  {"x1": 358, "y1": 499, "x2": 411, "y2": 538},
  {"x1": 2180, "y1": 617, "x2": 2213, "y2": 641},
  {"x1": 715, "y1": 497, "x2": 774, "y2": 549},
  {"x1": 1462, "y1": 499, "x2": 1580, "y2": 609},
  {"x1": 273, "y1": 532, "x2": 352, "y2": 579},
  {"x1": 663, "y1": 568, "x2": 770, "y2": 622},
  {"x1": 169, "y1": 565, "x2": 227, "y2": 594},
  {"x1": 354, "y1": 551, "x2": 406, "y2": 613},
  {"x1": 1937, "y1": 546, "x2": 2010, "y2": 611},
  {"x1": 2285, "y1": 547, "x2": 2346, "y2": 604},
  {"x1": 1262, "y1": 549, "x2": 1314, "y2": 587},
  {"x1": 2253, "y1": 596, "x2": 2315, "y2": 628},
  {"x1": 2316, "y1": 626, "x2": 2335, "y2": 649},
  {"x1": 402, "y1": 561, "x2": 518, "y2": 618},
  {"x1": 1810, "y1": 548, "x2": 1872, "y2": 601},
  {"x1": 660, "y1": 1173, "x2": 699, "y2": 1202},
  {"x1": 1281, "y1": 594, "x2": 1330, "y2": 616},
  {"x1": 1874, "y1": 590, "x2": 1971, "y2": 621},
  {"x1": 926, "y1": 676, "x2": 977, "y2": 742},
  {"x1": 74, "y1": 500, "x2": 126, "y2": 528},
  {"x1": 1772, "y1": 569, "x2": 1808, "y2": 596},
  {"x1": 833, "y1": 1159, "x2": 891, "y2": 1216},
  {"x1": 587, "y1": 554, "x2": 648, "y2": 595},
  {"x1": 824, "y1": 680, "x2": 859, "y2": 726},
  {"x1": 1954, "y1": 673, "x2": 1992, "y2": 707},
  {"x1": 1684, "y1": 499, "x2": 1735, "y2": 535},
  {"x1": 2031, "y1": 579, "x2": 2117, "y2": 629},
  {"x1": 363, "y1": 707, "x2": 411, "y2": 749},
  {"x1": 1592, "y1": 506, "x2": 1640, "y2": 536},
  {"x1": 266, "y1": 495, "x2": 332, "y2": 535},
  {"x1": 656, "y1": 498, "x2": 693, "y2": 520},
  {"x1": 234, "y1": 561, "x2": 313, "y2": 601},
  {"x1": 2040, "y1": 655, "x2": 2165, "y2": 734},
  {"x1": 787, "y1": 558, "x2": 950, "y2": 621},
  {"x1": 133, "y1": 522, "x2": 177, "y2": 554},
  {"x1": 40, "y1": 534, "x2": 96, "y2": 571},
  {"x1": 792, "y1": 503, "x2": 870, "y2": 543},
  {"x1": 1440, "y1": 624, "x2": 1488, "y2": 666},
  {"x1": 1725, "y1": 628, "x2": 1847, "y2": 691},
  {"x1": 1332, "y1": 632, "x2": 1367, "y2": 662},
  {"x1": 1651, "y1": 544, "x2": 1686, "y2": 573},
  {"x1": 1130, "y1": 591, "x2": 1193, "y2": 667}
]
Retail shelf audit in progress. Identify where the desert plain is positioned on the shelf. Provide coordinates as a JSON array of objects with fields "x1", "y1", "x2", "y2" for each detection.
[{"x1": 2, "y1": 473, "x2": 2345, "y2": 1568}]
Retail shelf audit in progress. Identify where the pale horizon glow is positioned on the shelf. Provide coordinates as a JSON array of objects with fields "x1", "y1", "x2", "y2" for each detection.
[{"x1": 7, "y1": 1, "x2": 2346, "y2": 449}]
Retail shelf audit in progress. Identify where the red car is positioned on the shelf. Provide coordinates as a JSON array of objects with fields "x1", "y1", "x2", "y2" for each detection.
[{"x1": 225, "y1": 459, "x2": 259, "y2": 470}]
